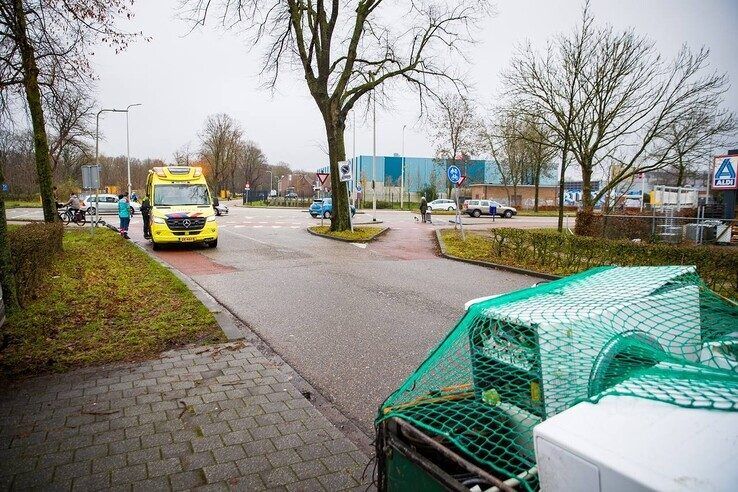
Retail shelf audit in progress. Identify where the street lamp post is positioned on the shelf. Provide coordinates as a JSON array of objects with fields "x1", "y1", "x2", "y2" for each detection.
[
  {"x1": 371, "y1": 72, "x2": 377, "y2": 222},
  {"x1": 401, "y1": 124, "x2": 406, "y2": 209},
  {"x1": 126, "y1": 103, "x2": 142, "y2": 199},
  {"x1": 95, "y1": 108, "x2": 127, "y2": 234},
  {"x1": 267, "y1": 170, "x2": 273, "y2": 200}
]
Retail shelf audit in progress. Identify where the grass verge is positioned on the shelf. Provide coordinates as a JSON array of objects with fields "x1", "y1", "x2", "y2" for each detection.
[
  {"x1": 439, "y1": 228, "x2": 737, "y2": 298},
  {"x1": 1, "y1": 229, "x2": 225, "y2": 377},
  {"x1": 309, "y1": 225, "x2": 387, "y2": 242},
  {"x1": 6, "y1": 200, "x2": 42, "y2": 208}
]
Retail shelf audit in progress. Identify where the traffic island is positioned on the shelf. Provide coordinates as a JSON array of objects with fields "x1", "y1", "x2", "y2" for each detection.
[
  {"x1": 308, "y1": 225, "x2": 389, "y2": 243},
  {"x1": 435, "y1": 229, "x2": 559, "y2": 280}
]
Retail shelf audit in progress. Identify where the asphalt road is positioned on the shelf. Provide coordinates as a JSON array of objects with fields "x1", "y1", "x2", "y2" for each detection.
[{"x1": 13, "y1": 204, "x2": 556, "y2": 441}]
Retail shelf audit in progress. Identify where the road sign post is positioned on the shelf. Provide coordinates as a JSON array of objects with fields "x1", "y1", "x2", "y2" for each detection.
[
  {"x1": 338, "y1": 161, "x2": 353, "y2": 232},
  {"x1": 82, "y1": 165, "x2": 101, "y2": 236},
  {"x1": 316, "y1": 173, "x2": 330, "y2": 227},
  {"x1": 447, "y1": 166, "x2": 465, "y2": 239}
]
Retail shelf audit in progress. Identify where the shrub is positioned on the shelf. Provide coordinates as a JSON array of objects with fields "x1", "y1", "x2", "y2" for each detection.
[
  {"x1": 574, "y1": 210, "x2": 601, "y2": 236},
  {"x1": 8, "y1": 222, "x2": 64, "y2": 305},
  {"x1": 478, "y1": 228, "x2": 737, "y2": 299}
]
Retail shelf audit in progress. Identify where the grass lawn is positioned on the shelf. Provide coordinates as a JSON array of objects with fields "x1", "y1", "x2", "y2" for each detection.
[
  {"x1": 1, "y1": 229, "x2": 225, "y2": 377},
  {"x1": 6, "y1": 199, "x2": 41, "y2": 208},
  {"x1": 309, "y1": 225, "x2": 387, "y2": 242},
  {"x1": 440, "y1": 229, "x2": 501, "y2": 262}
]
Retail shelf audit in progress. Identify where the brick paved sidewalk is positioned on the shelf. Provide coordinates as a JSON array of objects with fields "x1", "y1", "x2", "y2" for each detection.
[{"x1": 0, "y1": 342, "x2": 371, "y2": 491}]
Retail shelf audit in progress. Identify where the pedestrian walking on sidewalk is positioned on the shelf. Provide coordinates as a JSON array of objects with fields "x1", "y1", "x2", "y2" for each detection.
[
  {"x1": 140, "y1": 196, "x2": 152, "y2": 239},
  {"x1": 118, "y1": 193, "x2": 131, "y2": 239},
  {"x1": 419, "y1": 196, "x2": 428, "y2": 223}
]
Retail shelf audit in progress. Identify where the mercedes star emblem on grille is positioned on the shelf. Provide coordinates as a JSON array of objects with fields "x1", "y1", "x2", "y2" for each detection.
[{"x1": 182, "y1": 219, "x2": 191, "y2": 228}]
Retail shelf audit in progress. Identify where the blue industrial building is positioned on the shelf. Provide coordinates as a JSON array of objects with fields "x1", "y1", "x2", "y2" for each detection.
[{"x1": 318, "y1": 155, "x2": 558, "y2": 196}]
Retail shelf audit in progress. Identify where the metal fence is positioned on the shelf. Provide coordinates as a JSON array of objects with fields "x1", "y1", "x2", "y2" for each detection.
[{"x1": 600, "y1": 212, "x2": 736, "y2": 245}]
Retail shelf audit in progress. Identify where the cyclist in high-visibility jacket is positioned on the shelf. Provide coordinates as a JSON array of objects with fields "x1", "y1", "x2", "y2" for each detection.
[{"x1": 118, "y1": 193, "x2": 131, "y2": 239}]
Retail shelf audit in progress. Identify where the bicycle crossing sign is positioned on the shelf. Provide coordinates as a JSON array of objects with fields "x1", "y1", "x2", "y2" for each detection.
[
  {"x1": 713, "y1": 156, "x2": 737, "y2": 190},
  {"x1": 447, "y1": 165, "x2": 461, "y2": 184}
]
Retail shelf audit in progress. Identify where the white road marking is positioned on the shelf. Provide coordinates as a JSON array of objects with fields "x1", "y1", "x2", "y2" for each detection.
[
  {"x1": 352, "y1": 243, "x2": 367, "y2": 249},
  {"x1": 221, "y1": 228, "x2": 272, "y2": 245},
  {"x1": 234, "y1": 225, "x2": 245, "y2": 228},
  {"x1": 253, "y1": 225, "x2": 263, "y2": 228},
  {"x1": 271, "y1": 225, "x2": 281, "y2": 229}
]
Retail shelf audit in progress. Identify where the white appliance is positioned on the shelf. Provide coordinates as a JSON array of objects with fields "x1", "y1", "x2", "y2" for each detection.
[
  {"x1": 534, "y1": 394, "x2": 738, "y2": 491},
  {"x1": 478, "y1": 265, "x2": 702, "y2": 418}
]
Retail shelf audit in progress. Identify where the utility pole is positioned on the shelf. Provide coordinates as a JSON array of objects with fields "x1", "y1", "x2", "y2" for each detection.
[
  {"x1": 353, "y1": 110, "x2": 357, "y2": 210},
  {"x1": 125, "y1": 103, "x2": 142, "y2": 198}
]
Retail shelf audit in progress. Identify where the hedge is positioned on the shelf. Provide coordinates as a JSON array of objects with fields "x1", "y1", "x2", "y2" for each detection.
[
  {"x1": 481, "y1": 228, "x2": 737, "y2": 299},
  {"x1": 8, "y1": 222, "x2": 64, "y2": 306}
]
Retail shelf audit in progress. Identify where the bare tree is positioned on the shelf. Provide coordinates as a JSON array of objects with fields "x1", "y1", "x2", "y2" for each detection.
[
  {"x1": 429, "y1": 93, "x2": 481, "y2": 196},
  {"x1": 504, "y1": 3, "x2": 734, "y2": 233},
  {"x1": 173, "y1": 143, "x2": 195, "y2": 167},
  {"x1": 481, "y1": 113, "x2": 528, "y2": 206},
  {"x1": 503, "y1": 4, "x2": 594, "y2": 230},
  {"x1": 46, "y1": 87, "x2": 95, "y2": 180},
  {"x1": 199, "y1": 114, "x2": 243, "y2": 195},
  {"x1": 184, "y1": 0, "x2": 491, "y2": 231},
  {"x1": 661, "y1": 105, "x2": 736, "y2": 187},
  {"x1": 0, "y1": 0, "x2": 141, "y2": 221},
  {"x1": 522, "y1": 116, "x2": 557, "y2": 211},
  {"x1": 235, "y1": 141, "x2": 267, "y2": 192}
]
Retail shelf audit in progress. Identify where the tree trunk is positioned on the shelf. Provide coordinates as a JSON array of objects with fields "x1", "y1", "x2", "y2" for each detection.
[
  {"x1": 575, "y1": 163, "x2": 598, "y2": 236},
  {"x1": 581, "y1": 164, "x2": 593, "y2": 213},
  {"x1": 557, "y1": 146, "x2": 568, "y2": 232},
  {"x1": 323, "y1": 109, "x2": 350, "y2": 232},
  {"x1": 14, "y1": 0, "x2": 56, "y2": 222},
  {"x1": 0, "y1": 160, "x2": 19, "y2": 313},
  {"x1": 533, "y1": 163, "x2": 541, "y2": 212},
  {"x1": 676, "y1": 156, "x2": 685, "y2": 188}
]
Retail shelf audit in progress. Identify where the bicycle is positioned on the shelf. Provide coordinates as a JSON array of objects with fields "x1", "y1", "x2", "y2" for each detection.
[{"x1": 57, "y1": 206, "x2": 87, "y2": 226}]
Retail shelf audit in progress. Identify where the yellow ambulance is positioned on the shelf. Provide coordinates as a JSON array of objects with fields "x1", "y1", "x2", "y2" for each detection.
[{"x1": 145, "y1": 166, "x2": 218, "y2": 250}]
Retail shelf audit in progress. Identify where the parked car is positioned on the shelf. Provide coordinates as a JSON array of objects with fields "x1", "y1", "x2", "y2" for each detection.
[
  {"x1": 285, "y1": 192, "x2": 299, "y2": 199},
  {"x1": 462, "y1": 199, "x2": 517, "y2": 218},
  {"x1": 309, "y1": 197, "x2": 356, "y2": 219},
  {"x1": 427, "y1": 199, "x2": 457, "y2": 211},
  {"x1": 82, "y1": 194, "x2": 140, "y2": 216}
]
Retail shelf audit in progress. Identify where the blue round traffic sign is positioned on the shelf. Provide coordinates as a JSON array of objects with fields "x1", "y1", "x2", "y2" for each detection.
[
  {"x1": 356, "y1": 184, "x2": 363, "y2": 193},
  {"x1": 447, "y1": 165, "x2": 461, "y2": 184}
]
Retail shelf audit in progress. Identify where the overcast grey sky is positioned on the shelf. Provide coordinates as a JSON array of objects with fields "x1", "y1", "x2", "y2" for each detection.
[{"x1": 91, "y1": 0, "x2": 738, "y2": 171}]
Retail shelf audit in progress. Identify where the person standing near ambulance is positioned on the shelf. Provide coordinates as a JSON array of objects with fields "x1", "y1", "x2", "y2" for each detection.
[
  {"x1": 118, "y1": 193, "x2": 131, "y2": 239},
  {"x1": 140, "y1": 195, "x2": 152, "y2": 239}
]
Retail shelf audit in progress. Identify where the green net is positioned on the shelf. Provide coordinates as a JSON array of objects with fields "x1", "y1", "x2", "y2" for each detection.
[{"x1": 377, "y1": 266, "x2": 738, "y2": 491}]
